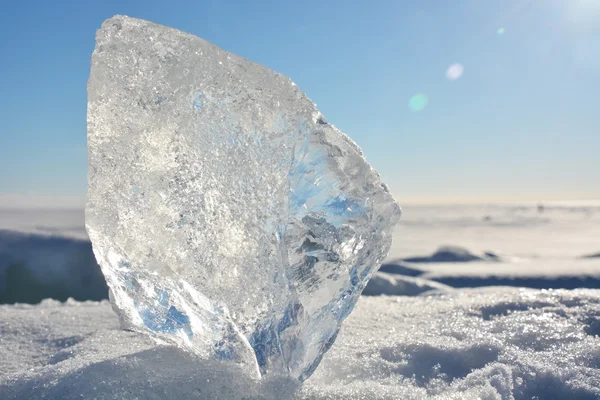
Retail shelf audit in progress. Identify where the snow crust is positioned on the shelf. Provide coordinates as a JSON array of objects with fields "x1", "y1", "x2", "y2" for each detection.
[
  {"x1": 362, "y1": 272, "x2": 452, "y2": 296},
  {"x1": 3, "y1": 288, "x2": 600, "y2": 399},
  {"x1": 402, "y1": 245, "x2": 495, "y2": 263}
]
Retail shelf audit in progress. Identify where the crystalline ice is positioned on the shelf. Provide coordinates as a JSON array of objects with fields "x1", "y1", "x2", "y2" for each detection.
[{"x1": 86, "y1": 15, "x2": 401, "y2": 381}]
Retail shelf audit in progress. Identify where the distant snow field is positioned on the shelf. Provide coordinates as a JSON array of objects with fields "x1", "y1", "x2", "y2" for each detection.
[
  {"x1": 0, "y1": 208, "x2": 87, "y2": 240},
  {"x1": 388, "y1": 202, "x2": 600, "y2": 264},
  {"x1": 1, "y1": 202, "x2": 598, "y2": 302}
]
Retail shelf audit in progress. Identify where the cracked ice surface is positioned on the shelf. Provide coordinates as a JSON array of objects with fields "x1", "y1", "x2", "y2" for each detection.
[{"x1": 86, "y1": 15, "x2": 400, "y2": 381}]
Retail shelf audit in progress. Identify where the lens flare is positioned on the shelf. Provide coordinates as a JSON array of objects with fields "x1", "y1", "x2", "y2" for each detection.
[
  {"x1": 408, "y1": 93, "x2": 428, "y2": 112},
  {"x1": 446, "y1": 63, "x2": 464, "y2": 80},
  {"x1": 497, "y1": 27, "x2": 505, "y2": 35}
]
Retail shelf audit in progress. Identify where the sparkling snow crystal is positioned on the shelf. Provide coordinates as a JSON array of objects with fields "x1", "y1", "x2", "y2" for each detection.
[{"x1": 86, "y1": 15, "x2": 400, "y2": 381}]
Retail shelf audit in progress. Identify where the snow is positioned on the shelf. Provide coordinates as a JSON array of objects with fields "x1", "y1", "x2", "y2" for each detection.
[
  {"x1": 302, "y1": 288, "x2": 600, "y2": 399},
  {"x1": 1, "y1": 202, "x2": 599, "y2": 397},
  {"x1": 388, "y1": 202, "x2": 600, "y2": 262},
  {"x1": 1, "y1": 203, "x2": 599, "y2": 302},
  {"x1": 0, "y1": 208, "x2": 86, "y2": 240},
  {"x1": 383, "y1": 203, "x2": 600, "y2": 290},
  {"x1": 402, "y1": 245, "x2": 498, "y2": 263},
  {"x1": 362, "y1": 272, "x2": 452, "y2": 296},
  {"x1": 378, "y1": 262, "x2": 424, "y2": 277},
  {"x1": 2, "y1": 202, "x2": 598, "y2": 298},
  {"x1": 3, "y1": 288, "x2": 600, "y2": 399}
]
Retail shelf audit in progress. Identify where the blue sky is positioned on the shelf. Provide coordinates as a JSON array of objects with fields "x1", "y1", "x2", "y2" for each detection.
[{"x1": 0, "y1": 0, "x2": 598, "y2": 206}]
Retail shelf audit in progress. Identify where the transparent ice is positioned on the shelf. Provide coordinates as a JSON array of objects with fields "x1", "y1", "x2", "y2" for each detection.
[{"x1": 86, "y1": 15, "x2": 400, "y2": 381}]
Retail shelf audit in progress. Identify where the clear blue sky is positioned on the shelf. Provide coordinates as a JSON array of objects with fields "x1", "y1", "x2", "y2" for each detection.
[{"x1": 1, "y1": 0, "x2": 598, "y2": 206}]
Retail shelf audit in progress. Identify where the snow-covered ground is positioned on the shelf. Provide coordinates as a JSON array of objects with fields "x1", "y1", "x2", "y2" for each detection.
[
  {"x1": 1, "y1": 202, "x2": 599, "y2": 398},
  {"x1": 389, "y1": 202, "x2": 600, "y2": 267},
  {"x1": 3, "y1": 288, "x2": 600, "y2": 399}
]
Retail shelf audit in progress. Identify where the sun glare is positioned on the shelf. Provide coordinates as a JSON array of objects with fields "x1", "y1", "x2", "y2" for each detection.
[{"x1": 568, "y1": 0, "x2": 600, "y2": 20}]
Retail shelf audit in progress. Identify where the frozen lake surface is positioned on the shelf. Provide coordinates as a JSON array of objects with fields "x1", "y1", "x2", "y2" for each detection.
[{"x1": 1, "y1": 202, "x2": 598, "y2": 304}]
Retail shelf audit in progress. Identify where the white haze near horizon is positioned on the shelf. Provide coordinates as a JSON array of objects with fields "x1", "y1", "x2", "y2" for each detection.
[{"x1": 1, "y1": 200, "x2": 598, "y2": 271}]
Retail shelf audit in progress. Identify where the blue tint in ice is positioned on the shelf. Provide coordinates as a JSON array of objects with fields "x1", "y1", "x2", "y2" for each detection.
[{"x1": 137, "y1": 290, "x2": 193, "y2": 340}]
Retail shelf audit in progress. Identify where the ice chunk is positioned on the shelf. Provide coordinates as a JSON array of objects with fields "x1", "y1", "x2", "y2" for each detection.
[{"x1": 86, "y1": 15, "x2": 400, "y2": 381}]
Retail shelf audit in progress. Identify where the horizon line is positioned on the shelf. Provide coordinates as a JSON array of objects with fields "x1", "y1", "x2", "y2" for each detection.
[{"x1": 1, "y1": 193, "x2": 599, "y2": 210}]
